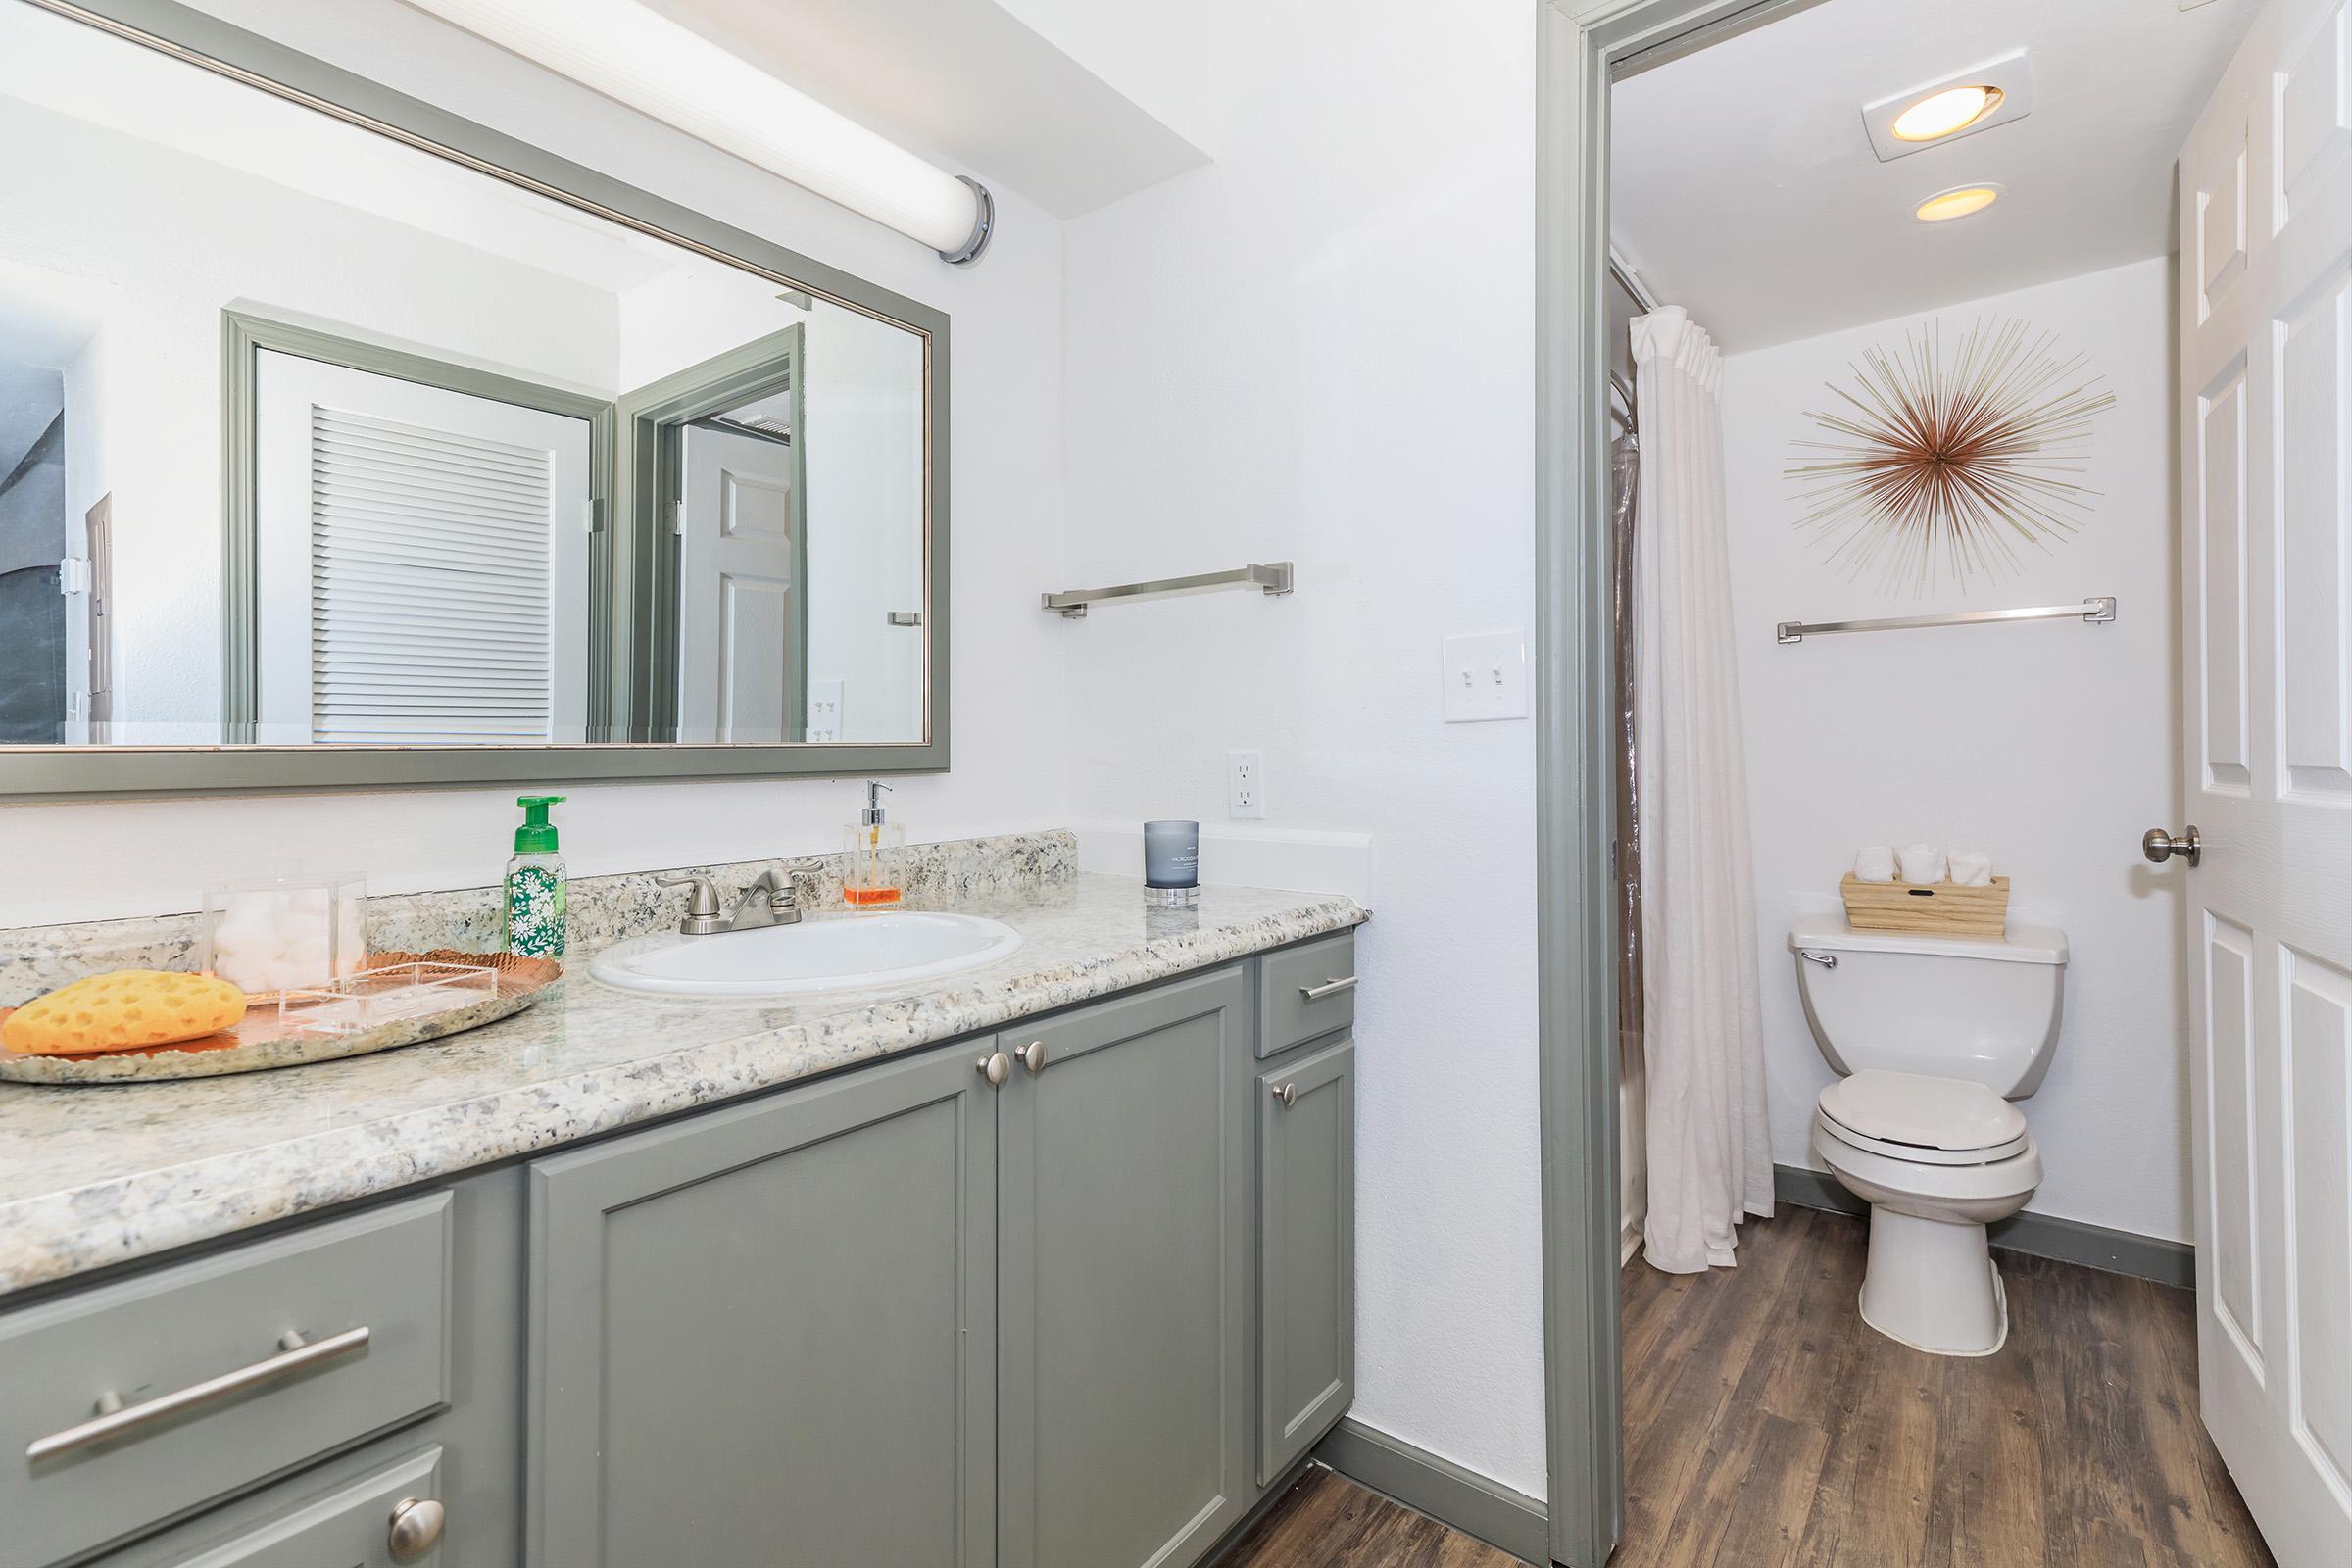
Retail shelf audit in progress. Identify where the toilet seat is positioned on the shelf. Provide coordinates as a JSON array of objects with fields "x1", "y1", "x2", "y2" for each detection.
[{"x1": 1816, "y1": 1069, "x2": 2031, "y2": 1166}]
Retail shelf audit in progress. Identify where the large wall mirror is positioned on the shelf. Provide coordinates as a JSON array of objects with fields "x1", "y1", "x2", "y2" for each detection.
[{"x1": 0, "y1": 0, "x2": 948, "y2": 796}]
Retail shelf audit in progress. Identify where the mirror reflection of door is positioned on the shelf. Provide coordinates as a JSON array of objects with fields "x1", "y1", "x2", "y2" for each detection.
[
  {"x1": 252, "y1": 350, "x2": 593, "y2": 745},
  {"x1": 676, "y1": 408, "x2": 807, "y2": 745},
  {"x1": 0, "y1": 363, "x2": 67, "y2": 745}
]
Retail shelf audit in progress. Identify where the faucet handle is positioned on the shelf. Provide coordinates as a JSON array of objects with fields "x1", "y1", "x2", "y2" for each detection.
[
  {"x1": 653, "y1": 872, "x2": 722, "y2": 919},
  {"x1": 774, "y1": 858, "x2": 827, "y2": 906}
]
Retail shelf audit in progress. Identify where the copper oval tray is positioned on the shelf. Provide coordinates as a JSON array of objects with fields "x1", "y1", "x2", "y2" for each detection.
[{"x1": 0, "y1": 951, "x2": 562, "y2": 1085}]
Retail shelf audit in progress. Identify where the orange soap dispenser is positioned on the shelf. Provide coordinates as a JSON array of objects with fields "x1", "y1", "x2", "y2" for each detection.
[{"x1": 843, "y1": 780, "x2": 904, "y2": 907}]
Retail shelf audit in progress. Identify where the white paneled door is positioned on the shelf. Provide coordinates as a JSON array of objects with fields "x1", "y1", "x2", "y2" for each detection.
[
  {"x1": 676, "y1": 421, "x2": 806, "y2": 745},
  {"x1": 2177, "y1": 4, "x2": 2352, "y2": 1564}
]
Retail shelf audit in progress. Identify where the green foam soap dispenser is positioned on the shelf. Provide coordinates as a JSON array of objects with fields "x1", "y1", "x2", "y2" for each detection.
[{"x1": 505, "y1": 795, "x2": 568, "y2": 957}]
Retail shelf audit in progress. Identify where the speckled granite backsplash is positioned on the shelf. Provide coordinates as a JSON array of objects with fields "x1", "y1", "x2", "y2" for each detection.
[{"x1": 0, "y1": 830, "x2": 1076, "y2": 1004}]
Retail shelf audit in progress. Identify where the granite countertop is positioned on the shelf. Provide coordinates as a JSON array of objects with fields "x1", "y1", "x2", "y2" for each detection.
[{"x1": 0, "y1": 874, "x2": 1364, "y2": 1296}]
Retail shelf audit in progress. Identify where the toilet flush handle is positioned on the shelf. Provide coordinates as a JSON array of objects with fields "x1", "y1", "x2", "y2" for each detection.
[{"x1": 1799, "y1": 951, "x2": 1838, "y2": 969}]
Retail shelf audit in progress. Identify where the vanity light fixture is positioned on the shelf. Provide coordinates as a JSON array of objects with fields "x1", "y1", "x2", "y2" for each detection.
[
  {"x1": 1890, "y1": 85, "x2": 2004, "y2": 142},
  {"x1": 1912, "y1": 183, "x2": 2003, "y2": 222},
  {"x1": 400, "y1": 0, "x2": 995, "y2": 264}
]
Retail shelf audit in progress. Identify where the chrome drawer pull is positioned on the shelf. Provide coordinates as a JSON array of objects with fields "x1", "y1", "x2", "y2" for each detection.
[
  {"x1": 1299, "y1": 976, "x2": 1357, "y2": 1002},
  {"x1": 1271, "y1": 1083, "x2": 1298, "y2": 1108},
  {"x1": 25, "y1": 1324, "x2": 371, "y2": 1462}
]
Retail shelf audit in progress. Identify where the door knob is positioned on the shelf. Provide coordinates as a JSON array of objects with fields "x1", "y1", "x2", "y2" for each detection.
[
  {"x1": 977, "y1": 1052, "x2": 1011, "y2": 1087},
  {"x1": 1018, "y1": 1040, "x2": 1047, "y2": 1074},
  {"x1": 386, "y1": 1496, "x2": 445, "y2": 1559},
  {"x1": 1271, "y1": 1082, "x2": 1298, "y2": 1108},
  {"x1": 2141, "y1": 825, "x2": 2202, "y2": 866}
]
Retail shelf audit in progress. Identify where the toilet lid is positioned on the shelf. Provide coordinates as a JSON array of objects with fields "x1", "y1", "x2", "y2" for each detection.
[{"x1": 1818, "y1": 1069, "x2": 2028, "y2": 1152}]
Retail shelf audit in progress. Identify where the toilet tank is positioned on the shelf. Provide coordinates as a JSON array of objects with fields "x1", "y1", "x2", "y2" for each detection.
[{"x1": 1788, "y1": 913, "x2": 2068, "y2": 1098}]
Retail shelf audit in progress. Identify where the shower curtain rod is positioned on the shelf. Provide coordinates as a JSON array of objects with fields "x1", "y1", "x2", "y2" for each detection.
[{"x1": 1608, "y1": 246, "x2": 1660, "y2": 312}]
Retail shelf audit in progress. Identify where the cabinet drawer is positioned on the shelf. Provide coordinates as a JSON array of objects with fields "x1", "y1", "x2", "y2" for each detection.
[
  {"x1": 0, "y1": 1194, "x2": 453, "y2": 1568},
  {"x1": 1256, "y1": 1040, "x2": 1353, "y2": 1484},
  {"x1": 146, "y1": 1446, "x2": 445, "y2": 1568},
  {"x1": 1256, "y1": 931, "x2": 1357, "y2": 1058}
]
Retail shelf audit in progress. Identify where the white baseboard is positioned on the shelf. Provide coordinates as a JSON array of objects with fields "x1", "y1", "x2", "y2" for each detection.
[{"x1": 1071, "y1": 822, "x2": 1377, "y2": 909}]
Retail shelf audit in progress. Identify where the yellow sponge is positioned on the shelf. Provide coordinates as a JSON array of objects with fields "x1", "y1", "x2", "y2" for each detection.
[{"x1": 2, "y1": 970, "x2": 247, "y2": 1055}]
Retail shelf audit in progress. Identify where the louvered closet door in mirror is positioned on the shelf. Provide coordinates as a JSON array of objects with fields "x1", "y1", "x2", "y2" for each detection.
[{"x1": 253, "y1": 352, "x2": 592, "y2": 745}]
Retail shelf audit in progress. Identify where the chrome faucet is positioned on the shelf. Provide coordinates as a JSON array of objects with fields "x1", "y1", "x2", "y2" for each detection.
[{"x1": 655, "y1": 858, "x2": 825, "y2": 937}]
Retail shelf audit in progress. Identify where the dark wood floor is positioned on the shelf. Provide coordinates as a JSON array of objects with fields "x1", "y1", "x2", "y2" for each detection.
[
  {"x1": 1225, "y1": 1207, "x2": 2272, "y2": 1568},
  {"x1": 1220, "y1": 1465, "x2": 1524, "y2": 1567},
  {"x1": 1617, "y1": 1205, "x2": 2274, "y2": 1568}
]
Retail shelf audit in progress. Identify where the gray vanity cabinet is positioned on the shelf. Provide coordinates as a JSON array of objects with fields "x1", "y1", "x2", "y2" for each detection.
[
  {"x1": 1255, "y1": 1039, "x2": 1355, "y2": 1484},
  {"x1": 995, "y1": 967, "x2": 1253, "y2": 1568},
  {"x1": 523, "y1": 1042, "x2": 999, "y2": 1568}
]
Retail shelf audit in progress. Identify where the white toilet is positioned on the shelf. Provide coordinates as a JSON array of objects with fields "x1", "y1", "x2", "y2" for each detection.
[{"x1": 1789, "y1": 913, "x2": 2068, "y2": 1356}]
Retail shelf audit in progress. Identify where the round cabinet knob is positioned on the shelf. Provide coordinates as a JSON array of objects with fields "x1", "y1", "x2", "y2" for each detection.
[
  {"x1": 1018, "y1": 1040, "x2": 1047, "y2": 1075},
  {"x1": 1272, "y1": 1082, "x2": 1298, "y2": 1108},
  {"x1": 2141, "y1": 825, "x2": 2202, "y2": 866},
  {"x1": 977, "y1": 1052, "x2": 1011, "y2": 1087},
  {"x1": 386, "y1": 1496, "x2": 445, "y2": 1559}
]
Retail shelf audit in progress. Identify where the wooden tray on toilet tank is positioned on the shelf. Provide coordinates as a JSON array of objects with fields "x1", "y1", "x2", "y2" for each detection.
[{"x1": 1838, "y1": 874, "x2": 2011, "y2": 939}]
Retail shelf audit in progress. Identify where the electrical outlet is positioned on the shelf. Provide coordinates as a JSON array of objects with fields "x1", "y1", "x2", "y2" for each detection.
[
  {"x1": 1442, "y1": 630, "x2": 1529, "y2": 722},
  {"x1": 807, "y1": 680, "x2": 845, "y2": 743},
  {"x1": 1227, "y1": 750, "x2": 1265, "y2": 818}
]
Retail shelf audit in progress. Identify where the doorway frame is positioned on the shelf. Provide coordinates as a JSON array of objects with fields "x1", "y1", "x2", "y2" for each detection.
[
  {"x1": 1534, "y1": 3, "x2": 1829, "y2": 1563},
  {"x1": 614, "y1": 323, "x2": 808, "y2": 742},
  {"x1": 220, "y1": 309, "x2": 617, "y2": 741}
]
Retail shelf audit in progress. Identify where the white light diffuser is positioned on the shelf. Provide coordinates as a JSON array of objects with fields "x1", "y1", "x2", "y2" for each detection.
[{"x1": 403, "y1": 0, "x2": 992, "y2": 262}]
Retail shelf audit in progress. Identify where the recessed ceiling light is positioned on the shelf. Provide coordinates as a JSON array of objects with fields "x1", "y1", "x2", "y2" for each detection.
[
  {"x1": 1891, "y1": 85, "x2": 2005, "y2": 142},
  {"x1": 1913, "y1": 184, "x2": 2003, "y2": 222},
  {"x1": 1861, "y1": 52, "x2": 2033, "y2": 163}
]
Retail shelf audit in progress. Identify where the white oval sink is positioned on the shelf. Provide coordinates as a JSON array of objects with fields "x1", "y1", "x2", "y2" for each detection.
[{"x1": 590, "y1": 911, "x2": 1024, "y2": 999}]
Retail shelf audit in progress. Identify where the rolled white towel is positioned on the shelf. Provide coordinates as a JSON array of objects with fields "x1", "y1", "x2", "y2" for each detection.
[
  {"x1": 1898, "y1": 843, "x2": 1947, "y2": 884},
  {"x1": 1853, "y1": 846, "x2": 1897, "y2": 883},
  {"x1": 1947, "y1": 850, "x2": 1993, "y2": 887}
]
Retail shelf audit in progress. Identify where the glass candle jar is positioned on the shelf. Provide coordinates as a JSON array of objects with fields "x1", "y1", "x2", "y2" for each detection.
[{"x1": 1143, "y1": 820, "x2": 1200, "y2": 906}]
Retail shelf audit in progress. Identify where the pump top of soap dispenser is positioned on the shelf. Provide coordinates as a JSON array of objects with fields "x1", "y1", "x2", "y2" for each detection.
[
  {"x1": 861, "y1": 780, "x2": 892, "y2": 826},
  {"x1": 514, "y1": 795, "x2": 566, "y2": 854}
]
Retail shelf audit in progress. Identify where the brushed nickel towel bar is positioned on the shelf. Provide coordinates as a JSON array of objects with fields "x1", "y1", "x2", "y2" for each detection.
[
  {"x1": 1776, "y1": 596, "x2": 2116, "y2": 645},
  {"x1": 1044, "y1": 562, "x2": 1294, "y2": 619}
]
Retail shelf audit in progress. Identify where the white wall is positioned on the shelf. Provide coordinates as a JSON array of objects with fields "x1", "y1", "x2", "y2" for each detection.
[
  {"x1": 0, "y1": 0, "x2": 1070, "y2": 924},
  {"x1": 1059, "y1": 0, "x2": 1548, "y2": 1498},
  {"x1": 1721, "y1": 256, "x2": 2189, "y2": 1241}
]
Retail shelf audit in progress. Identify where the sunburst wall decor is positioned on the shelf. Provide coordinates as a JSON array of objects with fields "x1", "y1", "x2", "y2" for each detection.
[{"x1": 1786, "y1": 315, "x2": 2115, "y2": 594}]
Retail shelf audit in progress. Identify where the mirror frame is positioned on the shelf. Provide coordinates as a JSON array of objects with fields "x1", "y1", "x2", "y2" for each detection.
[{"x1": 0, "y1": 0, "x2": 950, "y2": 799}]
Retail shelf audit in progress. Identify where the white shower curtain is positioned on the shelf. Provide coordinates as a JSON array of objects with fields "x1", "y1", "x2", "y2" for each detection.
[{"x1": 1630, "y1": 306, "x2": 1772, "y2": 1274}]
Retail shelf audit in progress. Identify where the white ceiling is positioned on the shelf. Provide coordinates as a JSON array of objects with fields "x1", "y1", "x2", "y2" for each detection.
[
  {"x1": 1608, "y1": 0, "x2": 2261, "y2": 352},
  {"x1": 644, "y1": 0, "x2": 1210, "y2": 218}
]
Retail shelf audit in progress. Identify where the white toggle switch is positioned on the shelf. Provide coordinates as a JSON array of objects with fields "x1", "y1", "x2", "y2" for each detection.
[{"x1": 1441, "y1": 630, "x2": 1529, "y2": 722}]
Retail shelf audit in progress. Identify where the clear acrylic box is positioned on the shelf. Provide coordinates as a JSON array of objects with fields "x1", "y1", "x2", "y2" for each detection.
[
  {"x1": 200, "y1": 872, "x2": 368, "y2": 996},
  {"x1": 272, "y1": 960, "x2": 501, "y2": 1038}
]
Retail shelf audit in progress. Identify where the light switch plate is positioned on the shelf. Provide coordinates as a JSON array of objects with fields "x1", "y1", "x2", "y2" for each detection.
[{"x1": 1442, "y1": 630, "x2": 1529, "y2": 722}]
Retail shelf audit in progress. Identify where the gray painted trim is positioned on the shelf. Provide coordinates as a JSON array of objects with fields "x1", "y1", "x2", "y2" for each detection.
[
  {"x1": 1772, "y1": 1164, "x2": 2196, "y2": 1290},
  {"x1": 614, "y1": 325, "x2": 808, "y2": 742},
  {"x1": 1534, "y1": 3, "x2": 1836, "y2": 1564},
  {"x1": 2, "y1": 0, "x2": 950, "y2": 796},
  {"x1": 1315, "y1": 1418, "x2": 1549, "y2": 1565},
  {"x1": 218, "y1": 310, "x2": 617, "y2": 742}
]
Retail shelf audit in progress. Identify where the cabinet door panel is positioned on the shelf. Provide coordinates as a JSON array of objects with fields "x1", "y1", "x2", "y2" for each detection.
[
  {"x1": 527, "y1": 1046, "x2": 996, "y2": 1568},
  {"x1": 1256, "y1": 1040, "x2": 1354, "y2": 1482},
  {"x1": 1000, "y1": 968, "x2": 1251, "y2": 1568}
]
